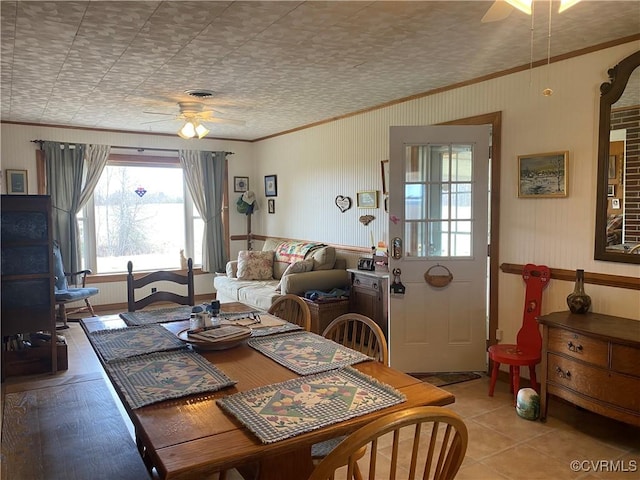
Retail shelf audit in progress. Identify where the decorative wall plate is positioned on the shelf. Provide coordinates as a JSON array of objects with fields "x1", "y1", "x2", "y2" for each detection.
[{"x1": 335, "y1": 195, "x2": 352, "y2": 213}]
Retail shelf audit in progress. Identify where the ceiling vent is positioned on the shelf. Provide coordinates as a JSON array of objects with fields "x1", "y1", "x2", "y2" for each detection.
[{"x1": 185, "y1": 89, "x2": 215, "y2": 99}]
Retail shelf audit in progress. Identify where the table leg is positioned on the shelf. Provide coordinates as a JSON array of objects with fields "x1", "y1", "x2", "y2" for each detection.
[{"x1": 238, "y1": 446, "x2": 315, "y2": 480}]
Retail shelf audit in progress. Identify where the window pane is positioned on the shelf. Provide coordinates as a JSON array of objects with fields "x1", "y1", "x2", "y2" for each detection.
[{"x1": 94, "y1": 165, "x2": 185, "y2": 273}]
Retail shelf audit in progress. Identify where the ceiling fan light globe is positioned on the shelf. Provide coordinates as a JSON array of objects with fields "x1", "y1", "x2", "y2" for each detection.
[
  {"x1": 195, "y1": 123, "x2": 210, "y2": 139},
  {"x1": 505, "y1": 0, "x2": 531, "y2": 15},
  {"x1": 178, "y1": 121, "x2": 196, "y2": 139}
]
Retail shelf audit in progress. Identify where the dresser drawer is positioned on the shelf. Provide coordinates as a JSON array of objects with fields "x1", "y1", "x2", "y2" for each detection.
[
  {"x1": 547, "y1": 327, "x2": 608, "y2": 368},
  {"x1": 611, "y1": 344, "x2": 640, "y2": 377},
  {"x1": 352, "y1": 274, "x2": 381, "y2": 292},
  {"x1": 547, "y1": 353, "x2": 640, "y2": 413}
]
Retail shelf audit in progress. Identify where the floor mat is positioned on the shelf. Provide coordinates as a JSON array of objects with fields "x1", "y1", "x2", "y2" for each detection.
[{"x1": 411, "y1": 371, "x2": 483, "y2": 387}]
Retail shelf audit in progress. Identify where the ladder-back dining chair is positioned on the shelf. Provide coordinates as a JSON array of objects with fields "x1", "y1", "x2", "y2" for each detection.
[
  {"x1": 53, "y1": 241, "x2": 99, "y2": 328},
  {"x1": 488, "y1": 263, "x2": 550, "y2": 403},
  {"x1": 267, "y1": 294, "x2": 312, "y2": 331},
  {"x1": 308, "y1": 406, "x2": 468, "y2": 480},
  {"x1": 126, "y1": 259, "x2": 195, "y2": 312}
]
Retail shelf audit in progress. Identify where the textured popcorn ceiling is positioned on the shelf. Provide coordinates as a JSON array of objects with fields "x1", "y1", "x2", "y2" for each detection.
[{"x1": 1, "y1": 1, "x2": 638, "y2": 141}]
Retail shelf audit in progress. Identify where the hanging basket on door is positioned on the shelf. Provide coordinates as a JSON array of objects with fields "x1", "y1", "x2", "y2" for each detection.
[{"x1": 424, "y1": 264, "x2": 453, "y2": 288}]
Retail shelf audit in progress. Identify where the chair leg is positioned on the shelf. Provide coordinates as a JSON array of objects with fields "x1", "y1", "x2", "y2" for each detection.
[
  {"x1": 489, "y1": 360, "x2": 500, "y2": 396},
  {"x1": 57, "y1": 304, "x2": 68, "y2": 329},
  {"x1": 84, "y1": 298, "x2": 96, "y2": 317},
  {"x1": 512, "y1": 366, "x2": 521, "y2": 405},
  {"x1": 508, "y1": 366, "x2": 514, "y2": 393},
  {"x1": 529, "y1": 364, "x2": 538, "y2": 392}
]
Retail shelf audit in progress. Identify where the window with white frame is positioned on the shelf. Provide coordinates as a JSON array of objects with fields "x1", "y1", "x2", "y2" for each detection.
[{"x1": 79, "y1": 155, "x2": 204, "y2": 273}]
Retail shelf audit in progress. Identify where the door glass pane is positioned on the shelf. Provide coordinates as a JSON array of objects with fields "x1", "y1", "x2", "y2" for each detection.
[{"x1": 403, "y1": 143, "x2": 475, "y2": 258}]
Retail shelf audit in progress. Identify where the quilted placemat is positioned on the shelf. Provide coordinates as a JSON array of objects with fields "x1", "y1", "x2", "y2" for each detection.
[
  {"x1": 248, "y1": 331, "x2": 372, "y2": 375},
  {"x1": 120, "y1": 305, "x2": 194, "y2": 326},
  {"x1": 217, "y1": 367, "x2": 406, "y2": 444},
  {"x1": 105, "y1": 350, "x2": 236, "y2": 409},
  {"x1": 89, "y1": 324, "x2": 186, "y2": 362}
]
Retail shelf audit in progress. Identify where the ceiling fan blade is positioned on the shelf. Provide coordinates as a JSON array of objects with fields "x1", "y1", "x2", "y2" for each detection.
[
  {"x1": 481, "y1": 0, "x2": 513, "y2": 23},
  {"x1": 142, "y1": 110, "x2": 174, "y2": 116},
  {"x1": 141, "y1": 118, "x2": 177, "y2": 125}
]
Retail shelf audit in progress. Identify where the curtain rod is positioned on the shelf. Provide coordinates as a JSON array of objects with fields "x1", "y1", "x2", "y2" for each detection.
[{"x1": 30, "y1": 140, "x2": 233, "y2": 155}]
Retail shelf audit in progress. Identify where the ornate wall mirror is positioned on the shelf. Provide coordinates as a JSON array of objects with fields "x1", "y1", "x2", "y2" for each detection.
[{"x1": 594, "y1": 50, "x2": 640, "y2": 264}]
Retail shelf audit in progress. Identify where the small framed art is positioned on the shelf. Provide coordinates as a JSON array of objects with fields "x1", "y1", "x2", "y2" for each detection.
[
  {"x1": 612, "y1": 198, "x2": 621, "y2": 209},
  {"x1": 264, "y1": 175, "x2": 277, "y2": 197},
  {"x1": 6, "y1": 169, "x2": 28, "y2": 195},
  {"x1": 357, "y1": 190, "x2": 378, "y2": 208},
  {"x1": 234, "y1": 176, "x2": 249, "y2": 192},
  {"x1": 608, "y1": 184, "x2": 615, "y2": 197},
  {"x1": 517, "y1": 151, "x2": 568, "y2": 198},
  {"x1": 268, "y1": 199, "x2": 275, "y2": 214}
]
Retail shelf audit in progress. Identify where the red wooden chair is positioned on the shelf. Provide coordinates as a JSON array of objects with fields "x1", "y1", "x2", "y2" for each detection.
[{"x1": 488, "y1": 264, "x2": 550, "y2": 403}]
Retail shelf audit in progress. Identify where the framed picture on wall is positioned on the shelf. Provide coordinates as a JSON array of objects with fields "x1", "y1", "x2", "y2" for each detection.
[
  {"x1": 268, "y1": 199, "x2": 275, "y2": 214},
  {"x1": 612, "y1": 198, "x2": 621, "y2": 209},
  {"x1": 264, "y1": 175, "x2": 277, "y2": 197},
  {"x1": 6, "y1": 169, "x2": 28, "y2": 195},
  {"x1": 608, "y1": 155, "x2": 616, "y2": 179},
  {"x1": 234, "y1": 176, "x2": 249, "y2": 192},
  {"x1": 608, "y1": 184, "x2": 615, "y2": 197},
  {"x1": 517, "y1": 151, "x2": 568, "y2": 198},
  {"x1": 357, "y1": 190, "x2": 378, "y2": 208}
]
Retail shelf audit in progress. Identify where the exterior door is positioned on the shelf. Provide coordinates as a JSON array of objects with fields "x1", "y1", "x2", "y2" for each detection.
[{"x1": 388, "y1": 125, "x2": 490, "y2": 372}]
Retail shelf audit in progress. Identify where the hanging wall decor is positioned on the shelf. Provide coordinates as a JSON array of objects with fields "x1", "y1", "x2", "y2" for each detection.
[
  {"x1": 335, "y1": 195, "x2": 352, "y2": 213},
  {"x1": 359, "y1": 215, "x2": 375, "y2": 226}
]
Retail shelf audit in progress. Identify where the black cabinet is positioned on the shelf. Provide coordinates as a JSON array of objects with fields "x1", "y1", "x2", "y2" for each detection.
[{"x1": 1, "y1": 195, "x2": 58, "y2": 379}]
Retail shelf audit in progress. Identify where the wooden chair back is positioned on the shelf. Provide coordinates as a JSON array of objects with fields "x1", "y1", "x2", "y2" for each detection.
[
  {"x1": 308, "y1": 406, "x2": 468, "y2": 480},
  {"x1": 516, "y1": 263, "x2": 551, "y2": 354},
  {"x1": 268, "y1": 294, "x2": 311, "y2": 331},
  {"x1": 322, "y1": 313, "x2": 388, "y2": 365},
  {"x1": 126, "y1": 259, "x2": 195, "y2": 312}
]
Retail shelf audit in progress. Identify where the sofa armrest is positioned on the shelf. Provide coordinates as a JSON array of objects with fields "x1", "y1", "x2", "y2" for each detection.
[
  {"x1": 226, "y1": 260, "x2": 238, "y2": 278},
  {"x1": 280, "y1": 269, "x2": 350, "y2": 296}
]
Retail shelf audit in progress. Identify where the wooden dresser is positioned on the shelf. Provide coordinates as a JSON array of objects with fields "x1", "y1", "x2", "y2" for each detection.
[{"x1": 537, "y1": 311, "x2": 640, "y2": 427}]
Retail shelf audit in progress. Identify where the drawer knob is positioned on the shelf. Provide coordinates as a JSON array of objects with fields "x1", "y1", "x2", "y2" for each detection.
[
  {"x1": 555, "y1": 366, "x2": 572, "y2": 379},
  {"x1": 372, "y1": 282, "x2": 378, "y2": 290},
  {"x1": 354, "y1": 279, "x2": 361, "y2": 285},
  {"x1": 567, "y1": 341, "x2": 583, "y2": 352}
]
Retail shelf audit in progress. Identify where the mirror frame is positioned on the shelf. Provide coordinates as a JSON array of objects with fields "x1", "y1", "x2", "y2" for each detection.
[{"x1": 594, "y1": 50, "x2": 640, "y2": 264}]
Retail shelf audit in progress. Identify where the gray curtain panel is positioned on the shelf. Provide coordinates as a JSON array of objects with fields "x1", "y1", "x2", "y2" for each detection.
[
  {"x1": 180, "y1": 150, "x2": 227, "y2": 272},
  {"x1": 44, "y1": 141, "x2": 110, "y2": 274}
]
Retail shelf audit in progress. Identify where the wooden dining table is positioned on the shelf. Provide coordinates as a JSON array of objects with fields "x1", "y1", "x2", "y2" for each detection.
[{"x1": 82, "y1": 303, "x2": 455, "y2": 480}]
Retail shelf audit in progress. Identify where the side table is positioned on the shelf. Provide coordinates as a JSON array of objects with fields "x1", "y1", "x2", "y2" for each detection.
[{"x1": 302, "y1": 297, "x2": 350, "y2": 334}]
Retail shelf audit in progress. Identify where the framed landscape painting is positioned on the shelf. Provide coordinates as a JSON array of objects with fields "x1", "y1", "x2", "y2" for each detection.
[
  {"x1": 517, "y1": 151, "x2": 568, "y2": 198},
  {"x1": 6, "y1": 169, "x2": 27, "y2": 195}
]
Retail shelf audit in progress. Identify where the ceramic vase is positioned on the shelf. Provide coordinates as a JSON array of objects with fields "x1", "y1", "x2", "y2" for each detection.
[{"x1": 566, "y1": 269, "x2": 591, "y2": 314}]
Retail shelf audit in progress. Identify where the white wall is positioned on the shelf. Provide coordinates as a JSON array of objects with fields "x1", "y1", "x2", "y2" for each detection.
[
  {"x1": 2, "y1": 42, "x2": 639, "y2": 329},
  {"x1": 248, "y1": 42, "x2": 640, "y2": 333}
]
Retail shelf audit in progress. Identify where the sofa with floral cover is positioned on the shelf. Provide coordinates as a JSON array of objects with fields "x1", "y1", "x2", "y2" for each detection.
[{"x1": 213, "y1": 238, "x2": 351, "y2": 311}]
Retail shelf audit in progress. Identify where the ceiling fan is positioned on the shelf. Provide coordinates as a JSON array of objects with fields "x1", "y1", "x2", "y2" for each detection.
[
  {"x1": 143, "y1": 101, "x2": 245, "y2": 139},
  {"x1": 481, "y1": 0, "x2": 582, "y2": 23}
]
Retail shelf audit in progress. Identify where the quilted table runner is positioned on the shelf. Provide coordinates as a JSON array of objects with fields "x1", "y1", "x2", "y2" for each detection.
[
  {"x1": 105, "y1": 350, "x2": 236, "y2": 409},
  {"x1": 89, "y1": 324, "x2": 186, "y2": 362},
  {"x1": 248, "y1": 331, "x2": 372, "y2": 375},
  {"x1": 120, "y1": 305, "x2": 194, "y2": 326},
  {"x1": 217, "y1": 367, "x2": 406, "y2": 444}
]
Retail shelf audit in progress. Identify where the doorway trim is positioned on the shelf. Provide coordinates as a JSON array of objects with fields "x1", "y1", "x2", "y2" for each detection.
[{"x1": 442, "y1": 112, "x2": 502, "y2": 359}]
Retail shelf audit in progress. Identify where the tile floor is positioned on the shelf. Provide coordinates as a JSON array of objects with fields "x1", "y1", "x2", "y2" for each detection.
[{"x1": 2, "y1": 322, "x2": 639, "y2": 480}]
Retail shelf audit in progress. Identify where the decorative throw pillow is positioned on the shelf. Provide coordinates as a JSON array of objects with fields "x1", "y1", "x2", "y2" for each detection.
[
  {"x1": 308, "y1": 246, "x2": 336, "y2": 270},
  {"x1": 237, "y1": 250, "x2": 274, "y2": 280},
  {"x1": 226, "y1": 260, "x2": 238, "y2": 278},
  {"x1": 275, "y1": 259, "x2": 314, "y2": 291}
]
